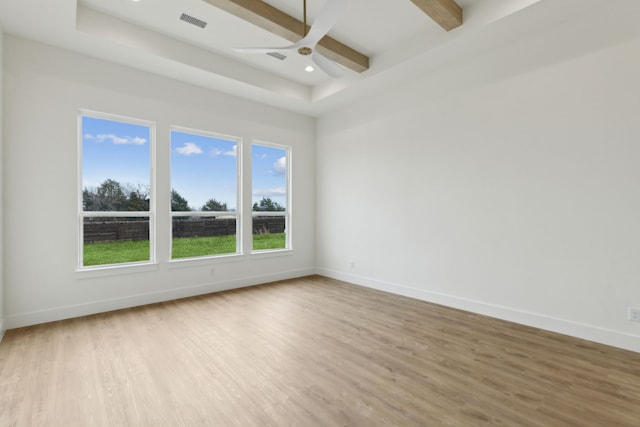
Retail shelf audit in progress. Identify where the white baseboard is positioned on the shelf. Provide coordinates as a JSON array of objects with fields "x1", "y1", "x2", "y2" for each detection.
[
  {"x1": 316, "y1": 267, "x2": 640, "y2": 354},
  {"x1": 5, "y1": 267, "x2": 315, "y2": 330}
]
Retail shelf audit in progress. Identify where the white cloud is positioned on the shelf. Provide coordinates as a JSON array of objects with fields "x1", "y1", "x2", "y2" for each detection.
[
  {"x1": 252, "y1": 187, "x2": 286, "y2": 197},
  {"x1": 85, "y1": 133, "x2": 147, "y2": 145},
  {"x1": 209, "y1": 145, "x2": 236, "y2": 157},
  {"x1": 176, "y1": 142, "x2": 203, "y2": 156},
  {"x1": 225, "y1": 145, "x2": 237, "y2": 157},
  {"x1": 273, "y1": 156, "x2": 286, "y2": 175}
]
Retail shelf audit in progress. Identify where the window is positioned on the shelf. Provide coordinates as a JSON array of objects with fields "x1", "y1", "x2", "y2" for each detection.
[
  {"x1": 79, "y1": 113, "x2": 155, "y2": 268},
  {"x1": 79, "y1": 112, "x2": 291, "y2": 269},
  {"x1": 170, "y1": 128, "x2": 240, "y2": 259},
  {"x1": 252, "y1": 142, "x2": 290, "y2": 251}
]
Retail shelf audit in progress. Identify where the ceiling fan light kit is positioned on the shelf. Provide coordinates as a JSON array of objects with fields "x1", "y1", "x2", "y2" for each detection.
[{"x1": 234, "y1": 0, "x2": 348, "y2": 78}]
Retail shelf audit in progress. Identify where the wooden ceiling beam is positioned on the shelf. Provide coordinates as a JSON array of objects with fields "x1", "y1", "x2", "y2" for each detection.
[
  {"x1": 202, "y1": 0, "x2": 369, "y2": 73},
  {"x1": 410, "y1": 0, "x2": 463, "y2": 31}
]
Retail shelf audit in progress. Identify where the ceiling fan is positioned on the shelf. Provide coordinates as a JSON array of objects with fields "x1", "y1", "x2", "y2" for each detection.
[{"x1": 234, "y1": 0, "x2": 347, "y2": 78}]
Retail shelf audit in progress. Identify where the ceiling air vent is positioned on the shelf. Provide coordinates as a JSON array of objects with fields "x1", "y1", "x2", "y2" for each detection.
[
  {"x1": 266, "y1": 52, "x2": 287, "y2": 61},
  {"x1": 179, "y1": 13, "x2": 207, "y2": 29}
]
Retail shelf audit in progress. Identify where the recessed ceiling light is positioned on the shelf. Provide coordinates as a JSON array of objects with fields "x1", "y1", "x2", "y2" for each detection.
[{"x1": 305, "y1": 65, "x2": 314, "y2": 73}]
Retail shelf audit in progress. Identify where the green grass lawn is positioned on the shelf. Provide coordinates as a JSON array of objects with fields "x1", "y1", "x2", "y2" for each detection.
[
  {"x1": 172, "y1": 235, "x2": 236, "y2": 259},
  {"x1": 83, "y1": 239, "x2": 150, "y2": 266},
  {"x1": 252, "y1": 233, "x2": 286, "y2": 251},
  {"x1": 83, "y1": 233, "x2": 286, "y2": 266}
]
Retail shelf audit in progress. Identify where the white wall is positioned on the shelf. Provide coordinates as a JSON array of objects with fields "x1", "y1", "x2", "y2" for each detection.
[
  {"x1": 0, "y1": 27, "x2": 5, "y2": 340},
  {"x1": 3, "y1": 36, "x2": 315, "y2": 328},
  {"x1": 316, "y1": 3, "x2": 640, "y2": 352}
]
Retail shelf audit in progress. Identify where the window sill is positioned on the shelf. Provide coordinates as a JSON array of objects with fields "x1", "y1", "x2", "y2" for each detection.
[
  {"x1": 250, "y1": 248, "x2": 293, "y2": 259},
  {"x1": 76, "y1": 262, "x2": 159, "y2": 279},
  {"x1": 167, "y1": 253, "x2": 245, "y2": 269}
]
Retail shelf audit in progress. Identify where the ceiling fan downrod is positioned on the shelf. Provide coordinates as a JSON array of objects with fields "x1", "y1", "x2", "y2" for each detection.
[
  {"x1": 303, "y1": 0, "x2": 307, "y2": 36},
  {"x1": 298, "y1": 0, "x2": 312, "y2": 55}
]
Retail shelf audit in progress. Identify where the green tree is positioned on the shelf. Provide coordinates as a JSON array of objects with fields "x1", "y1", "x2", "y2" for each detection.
[
  {"x1": 83, "y1": 179, "x2": 127, "y2": 211},
  {"x1": 171, "y1": 189, "x2": 190, "y2": 211},
  {"x1": 84, "y1": 180, "x2": 151, "y2": 212},
  {"x1": 201, "y1": 198, "x2": 228, "y2": 211},
  {"x1": 252, "y1": 197, "x2": 285, "y2": 212},
  {"x1": 98, "y1": 179, "x2": 127, "y2": 210},
  {"x1": 126, "y1": 186, "x2": 150, "y2": 211},
  {"x1": 83, "y1": 188, "x2": 97, "y2": 211}
]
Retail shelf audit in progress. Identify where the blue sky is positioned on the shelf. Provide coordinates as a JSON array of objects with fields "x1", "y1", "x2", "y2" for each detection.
[
  {"x1": 82, "y1": 116, "x2": 150, "y2": 190},
  {"x1": 82, "y1": 116, "x2": 287, "y2": 210},
  {"x1": 171, "y1": 130, "x2": 238, "y2": 210},
  {"x1": 251, "y1": 143, "x2": 287, "y2": 209},
  {"x1": 171, "y1": 133, "x2": 287, "y2": 210}
]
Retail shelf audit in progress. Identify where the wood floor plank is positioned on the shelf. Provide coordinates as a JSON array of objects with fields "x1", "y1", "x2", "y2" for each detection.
[{"x1": 1, "y1": 275, "x2": 640, "y2": 426}]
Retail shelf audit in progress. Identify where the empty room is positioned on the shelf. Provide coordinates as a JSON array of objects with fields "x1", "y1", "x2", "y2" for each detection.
[{"x1": 1, "y1": 0, "x2": 639, "y2": 425}]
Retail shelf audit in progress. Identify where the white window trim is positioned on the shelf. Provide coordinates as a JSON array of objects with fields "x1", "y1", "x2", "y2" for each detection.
[
  {"x1": 169, "y1": 126, "x2": 243, "y2": 261},
  {"x1": 77, "y1": 110, "x2": 157, "y2": 270},
  {"x1": 251, "y1": 140, "x2": 291, "y2": 253}
]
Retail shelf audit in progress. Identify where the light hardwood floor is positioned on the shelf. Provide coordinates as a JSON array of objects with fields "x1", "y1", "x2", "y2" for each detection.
[{"x1": 1, "y1": 275, "x2": 639, "y2": 426}]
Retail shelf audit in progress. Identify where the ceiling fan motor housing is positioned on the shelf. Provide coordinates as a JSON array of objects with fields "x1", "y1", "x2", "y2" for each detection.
[{"x1": 235, "y1": 0, "x2": 346, "y2": 77}]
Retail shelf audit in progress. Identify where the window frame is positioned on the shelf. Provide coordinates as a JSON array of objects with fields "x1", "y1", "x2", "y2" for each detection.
[
  {"x1": 169, "y1": 126, "x2": 243, "y2": 261},
  {"x1": 251, "y1": 140, "x2": 291, "y2": 253},
  {"x1": 77, "y1": 110, "x2": 156, "y2": 270}
]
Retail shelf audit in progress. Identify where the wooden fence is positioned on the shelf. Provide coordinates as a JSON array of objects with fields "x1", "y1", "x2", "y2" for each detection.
[{"x1": 83, "y1": 217, "x2": 285, "y2": 243}]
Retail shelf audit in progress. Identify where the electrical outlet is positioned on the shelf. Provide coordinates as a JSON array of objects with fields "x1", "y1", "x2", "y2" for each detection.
[
  {"x1": 629, "y1": 308, "x2": 640, "y2": 322},
  {"x1": 349, "y1": 261, "x2": 355, "y2": 269}
]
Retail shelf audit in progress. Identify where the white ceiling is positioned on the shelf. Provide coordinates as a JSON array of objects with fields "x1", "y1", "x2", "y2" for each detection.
[
  {"x1": 80, "y1": 0, "x2": 437, "y2": 86},
  {"x1": 0, "y1": 0, "x2": 605, "y2": 116}
]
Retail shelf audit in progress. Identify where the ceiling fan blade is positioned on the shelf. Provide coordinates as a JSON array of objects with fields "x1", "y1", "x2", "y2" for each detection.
[
  {"x1": 233, "y1": 45, "x2": 298, "y2": 54},
  {"x1": 301, "y1": 0, "x2": 348, "y2": 48},
  {"x1": 312, "y1": 51, "x2": 344, "y2": 78}
]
